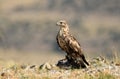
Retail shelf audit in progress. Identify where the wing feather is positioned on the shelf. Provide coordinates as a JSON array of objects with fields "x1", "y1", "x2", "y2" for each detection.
[{"x1": 67, "y1": 34, "x2": 82, "y2": 53}]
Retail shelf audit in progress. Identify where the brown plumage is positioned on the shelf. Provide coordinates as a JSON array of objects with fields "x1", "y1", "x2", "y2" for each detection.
[{"x1": 56, "y1": 20, "x2": 89, "y2": 68}]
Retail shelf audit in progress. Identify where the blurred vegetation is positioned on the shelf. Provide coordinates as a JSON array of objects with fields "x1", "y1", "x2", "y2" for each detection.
[{"x1": 0, "y1": 0, "x2": 120, "y2": 61}]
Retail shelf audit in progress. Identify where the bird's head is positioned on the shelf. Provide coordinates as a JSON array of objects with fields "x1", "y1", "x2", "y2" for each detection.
[{"x1": 56, "y1": 20, "x2": 68, "y2": 28}]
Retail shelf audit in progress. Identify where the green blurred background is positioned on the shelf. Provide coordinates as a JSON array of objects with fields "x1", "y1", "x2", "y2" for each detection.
[{"x1": 0, "y1": 0, "x2": 120, "y2": 64}]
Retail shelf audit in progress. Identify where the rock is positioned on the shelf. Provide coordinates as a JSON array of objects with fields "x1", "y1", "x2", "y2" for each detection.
[
  {"x1": 56, "y1": 59, "x2": 72, "y2": 69},
  {"x1": 1, "y1": 72, "x2": 5, "y2": 76},
  {"x1": 20, "y1": 65, "x2": 27, "y2": 69},
  {"x1": 39, "y1": 62, "x2": 52, "y2": 70},
  {"x1": 30, "y1": 65, "x2": 36, "y2": 69},
  {"x1": 115, "y1": 63, "x2": 120, "y2": 66}
]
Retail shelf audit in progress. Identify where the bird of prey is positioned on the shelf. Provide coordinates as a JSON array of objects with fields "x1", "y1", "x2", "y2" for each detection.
[{"x1": 56, "y1": 20, "x2": 89, "y2": 68}]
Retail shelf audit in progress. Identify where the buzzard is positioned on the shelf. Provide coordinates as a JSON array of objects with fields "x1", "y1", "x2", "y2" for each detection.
[{"x1": 56, "y1": 20, "x2": 89, "y2": 68}]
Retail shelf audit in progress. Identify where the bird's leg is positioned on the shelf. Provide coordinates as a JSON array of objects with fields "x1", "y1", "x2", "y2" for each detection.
[
  {"x1": 65, "y1": 54, "x2": 86, "y2": 68},
  {"x1": 65, "y1": 55, "x2": 71, "y2": 60},
  {"x1": 65, "y1": 55, "x2": 75, "y2": 64}
]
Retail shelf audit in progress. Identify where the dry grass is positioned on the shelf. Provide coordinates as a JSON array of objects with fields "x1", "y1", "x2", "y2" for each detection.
[
  {"x1": 0, "y1": 59, "x2": 119, "y2": 79},
  {"x1": 0, "y1": 50, "x2": 120, "y2": 79}
]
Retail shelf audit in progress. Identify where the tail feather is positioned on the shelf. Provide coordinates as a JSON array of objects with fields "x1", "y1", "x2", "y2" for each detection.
[
  {"x1": 82, "y1": 55, "x2": 89, "y2": 65},
  {"x1": 77, "y1": 60, "x2": 87, "y2": 68},
  {"x1": 81, "y1": 54, "x2": 89, "y2": 66},
  {"x1": 78, "y1": 49, "x2": 89, "y2": 66}
]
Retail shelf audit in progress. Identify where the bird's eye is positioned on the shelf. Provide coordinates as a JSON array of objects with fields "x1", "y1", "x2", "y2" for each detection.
[{"x1": 60, "y1": 22, "x2": 63, "y2": 24}]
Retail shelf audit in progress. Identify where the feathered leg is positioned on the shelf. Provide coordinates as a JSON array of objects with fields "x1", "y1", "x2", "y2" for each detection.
[{"x1": 66, "y1": 55, "x2": 87, "y2": 68}]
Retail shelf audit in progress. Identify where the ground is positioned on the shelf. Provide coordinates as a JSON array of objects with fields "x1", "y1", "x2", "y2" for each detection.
[{"x1": 0, "y1": 57, "x2": 120, "y2": 79}]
